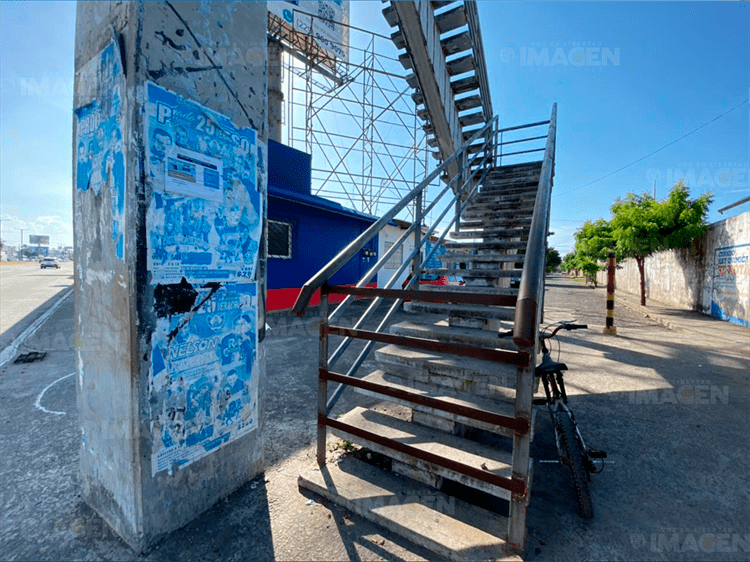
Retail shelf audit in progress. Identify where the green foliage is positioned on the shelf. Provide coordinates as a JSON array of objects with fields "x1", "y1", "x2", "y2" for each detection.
[
  {"x1": 610, "y1": 181, "x2": 711, "y2": 260},
  {"x1": 574, "y1": 219, "x2": 618, "y2": 262},
  {"x1": 546, "y1": 247, "x2": 562, "y2": 272},
  {"x1": 610, "y1": 181, "x2": 711, "y2": 304}
]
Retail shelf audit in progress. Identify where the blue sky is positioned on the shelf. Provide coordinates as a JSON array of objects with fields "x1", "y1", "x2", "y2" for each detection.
[{"x1": 1, "y1": 1, "x2": 748, "y2": 252}]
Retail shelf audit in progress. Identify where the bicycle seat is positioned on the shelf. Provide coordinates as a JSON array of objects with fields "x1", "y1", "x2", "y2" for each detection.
[{"x1": 535, "y1": 354, "x2": 568, "y2": 375}]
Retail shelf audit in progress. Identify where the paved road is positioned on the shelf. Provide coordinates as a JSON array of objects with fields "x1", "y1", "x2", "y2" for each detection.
[{"x1": 0, "y1": 262, "x2": 74, "y2": 351}]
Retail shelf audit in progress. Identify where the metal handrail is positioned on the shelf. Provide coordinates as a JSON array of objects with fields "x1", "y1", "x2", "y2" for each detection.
[
  {"x1": 292, "y1": 115, "x2": 499, "y2": 315},
  {"x1": 513, "y1": 103, "x2": 557, "y2": 348}
]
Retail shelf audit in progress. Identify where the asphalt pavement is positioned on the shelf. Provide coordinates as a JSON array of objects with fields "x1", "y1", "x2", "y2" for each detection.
[
  {"x1": 0, "y1": 261, "x2": 74, "y2": 357},
  {"x1": 0, "y1": 273, "x2": 747, "y2": 561}
]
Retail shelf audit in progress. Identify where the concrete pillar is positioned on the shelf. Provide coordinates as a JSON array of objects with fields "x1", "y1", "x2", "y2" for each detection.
[
  {"x1": 268, "y1": 37, "x2": 284, "y2": 142},
  {"x1": 72, "y1": 1, "x2": 268, "y2": 552}
]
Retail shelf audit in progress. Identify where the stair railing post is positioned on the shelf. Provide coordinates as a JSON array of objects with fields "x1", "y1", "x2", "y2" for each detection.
[
  {"x1": 412, "y1": 188, "x2": 423, "y2": 289},
  {"x1": 317, "y1": 284, "x2": 330, "y2": 464},
  {"x1": 455, "y1": 149, "x2": 465, "y2": 231}
]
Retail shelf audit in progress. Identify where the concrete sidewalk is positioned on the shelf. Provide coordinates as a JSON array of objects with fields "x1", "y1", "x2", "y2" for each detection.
[
  {"x1": 1, "y1": 276, "x2": 748, "y2": 561},
  {"x1": 602, "y1": 285, "x2": 749, "y2": 351}
]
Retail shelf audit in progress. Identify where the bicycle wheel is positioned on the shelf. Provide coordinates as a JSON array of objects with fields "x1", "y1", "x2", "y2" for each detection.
[{"x1": 554, "y1": 411, "x2": 594, "y2": 519}]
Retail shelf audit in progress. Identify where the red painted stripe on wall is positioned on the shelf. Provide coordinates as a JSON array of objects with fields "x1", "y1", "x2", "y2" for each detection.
[{"x1": 267, "y1": 283, "x2": 377, "y2": 312}]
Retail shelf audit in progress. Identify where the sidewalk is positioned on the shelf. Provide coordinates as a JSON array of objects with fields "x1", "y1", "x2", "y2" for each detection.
[{"x1": 606, "y1": 286, "x2": 749, "y2": 350}]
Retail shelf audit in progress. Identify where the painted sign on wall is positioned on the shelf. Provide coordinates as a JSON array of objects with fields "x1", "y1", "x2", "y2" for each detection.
[
  {"x1": 144, "y1": 83, "x2": 261, "y2": 475},
  {"x1": 711, "y1": 243, "x2": 750, "y2": 326}
]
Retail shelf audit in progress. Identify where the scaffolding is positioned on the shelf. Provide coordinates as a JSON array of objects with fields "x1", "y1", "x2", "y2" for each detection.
[{"x1": 270, "y1": 12, "x2": 439, "y2": 223}]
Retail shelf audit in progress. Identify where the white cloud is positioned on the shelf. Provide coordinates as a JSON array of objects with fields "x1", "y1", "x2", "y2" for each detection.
[{"x1": 0, "y1": 213, "x2": 72, "y2": 247}]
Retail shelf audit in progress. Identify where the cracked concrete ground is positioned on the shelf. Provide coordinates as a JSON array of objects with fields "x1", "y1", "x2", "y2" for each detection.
[{"x1": 1, "y1": 274, "x2": 747, "y2": 561}]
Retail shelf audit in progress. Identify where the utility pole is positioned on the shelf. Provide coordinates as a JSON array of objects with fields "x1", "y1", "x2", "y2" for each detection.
[{"x1": 653, "y1": 179, "x2": 656, "y2": 199}]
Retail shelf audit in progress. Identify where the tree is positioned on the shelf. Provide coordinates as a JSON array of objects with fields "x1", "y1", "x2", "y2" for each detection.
[
  {"x1": 610, "y1": 181, "x2": 711, "y2": 305},
  {"x1": 561, "y1": 251, "x2": 579, "y2": 273},
  {"x1": 546, "y1": 247, "x2": 562, "y2": 272}
]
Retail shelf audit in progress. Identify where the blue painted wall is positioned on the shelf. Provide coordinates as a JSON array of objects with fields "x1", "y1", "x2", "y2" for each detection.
[{"x1": 267, "y1": 193, "x2": 378, "y2": 290}]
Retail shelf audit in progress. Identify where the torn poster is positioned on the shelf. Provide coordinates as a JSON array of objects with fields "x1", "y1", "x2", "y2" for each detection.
[
  {"x1": 144, "y1": 82, "x2": 261, "y2": 284},
  {"x1": 73, "y1": 37, "x2": 127, "y2": 259},
  {"x1": 150, "y1": 283, "x2": 259, "y2": 476}
]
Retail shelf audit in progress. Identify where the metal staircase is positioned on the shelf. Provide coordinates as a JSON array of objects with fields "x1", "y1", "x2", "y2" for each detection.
[{"x1": 294, "y1": 105, "x2": 557, "y2": 560}]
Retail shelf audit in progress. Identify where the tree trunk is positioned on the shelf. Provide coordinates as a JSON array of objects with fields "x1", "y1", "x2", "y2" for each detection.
[{"x1": 636, "y1": 256, "x2": 646, "y2": 306}]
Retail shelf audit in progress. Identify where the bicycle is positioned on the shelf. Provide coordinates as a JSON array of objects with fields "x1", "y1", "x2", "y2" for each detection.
[{"x1": 533, "y1": 320, "x2": 607, "y2": 519}]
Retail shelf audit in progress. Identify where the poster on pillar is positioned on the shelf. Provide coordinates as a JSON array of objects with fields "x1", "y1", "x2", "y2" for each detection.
[
  {"x1": 149, "y1": 283, "x2": 259, "y2": 476},
  {"x1": 73, "y1": 37, "x2": 127, "y2": 259},
  {"x1": 144, "y1": 82, "x2": 261, "y2": 284},
  {"x1": 144, "y1": 83, "x2": 261, "y2": 476}
]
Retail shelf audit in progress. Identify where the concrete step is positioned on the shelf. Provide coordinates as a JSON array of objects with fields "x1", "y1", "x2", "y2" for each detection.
[
  {"x1": 424, "y1": 268, "x2": 522, "y2": 279},
  {"x1": 375, "y1": 344, "x2": 518, "y2": 399},
  {"x1": 443, "y1": 252, "x2": 524, "y2": 263},
  {"x1": 390, "y1": 320, "x2": 516, "y2": 350},
  {"x1": 456, "y1": 217, "x2": 532, "y2": 231},
  {"x1": 404, "y1": 301, "x2": 515, "y2": 321},
  {"x1": 450, "y1": 228, "x2": 530, "y2": 240},
  {"x1": 464, "y1": 201, "x2": 535, "y2": 214},
  {"x1": 298, "y1": 455, "x2": 520, "y2": 562},
  {"x1": 472, "y1": 192, "x2": 536, "y2": 204},
  {"x1": 418, "y1": 284, "x2": 519, "y2": 296},
  {"x1": 479, "y1": 182, "x2": 538, "y2": 194},
  {"x1": 487, "y1": 162, "x2": 543, "y2": 176},
  {"x1": 461, "y1": 207, "x2": 534, "y2": 220},
  {"x1": 329, "y1": 407, "x2": 515, "y2": 500},
  {"x1": 354, "y1": 370, "x2": 526, "y2": 438},
  {"x1": 443, "y1": 240, "x2": 527, "y2": 251}
]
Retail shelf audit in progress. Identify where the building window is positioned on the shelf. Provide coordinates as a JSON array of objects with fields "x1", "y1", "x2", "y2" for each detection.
[
  {"x1": 383, "y1": 241, "x2": 403, "y2": 269},
  {"x1": 268, "y1": 220, "x2": 292, "y2": 259}
]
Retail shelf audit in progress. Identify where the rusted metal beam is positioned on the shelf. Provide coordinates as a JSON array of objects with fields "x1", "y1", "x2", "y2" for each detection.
[
  {"x1": 322, "y1": 414, "x2": 528, "y2": 496},
  {"x1": 325, "y1": 284, "x2": 517, "y2": 306},
  {"x1": 320, "y1": 369, "x2": 529, "y2": 434},
  {"x1": 326, "y1": 325, "x2": 530, "y2": 366}
]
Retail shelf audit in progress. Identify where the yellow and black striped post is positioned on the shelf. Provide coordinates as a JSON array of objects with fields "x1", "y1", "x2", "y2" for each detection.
[{"x1": 603, "y1": 250, "x2": 617, "y2": 335}]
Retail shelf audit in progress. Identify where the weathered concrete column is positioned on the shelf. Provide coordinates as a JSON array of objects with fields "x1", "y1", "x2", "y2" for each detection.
[{"x1": 72, "y1": 1, "x2": 268, "y2": 552}]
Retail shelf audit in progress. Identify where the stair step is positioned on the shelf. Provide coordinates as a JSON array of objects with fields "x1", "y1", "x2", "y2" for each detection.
[
  {"x1": 419, "y1": 284, "x2": 519, "y2": 296},
  {"x1": 329, "y1": 407, "x2": 515, "y2": 500},
  {"x1": 456, "y1": 218, "x2": 533, "y2": 231},
  {"x1": 391, "y1": 320, "x2": 516, "y2": 350},
  {"x1": 473, "y1": 191, "x2": 536, "y2": 202},
  {"x1": 298, "y1": 455, "x2": 520, "y2": 562},
  {"x1": 404, "y1": 301, "x2": 515, "y2": 320},
  {"x1": 444, "y1": 240, "x2": 527, "y2": 251},
  {"x1": 487, "y1": 161, "x2": 543, "y2": 175},
  {"x1": 375, "y1": 344, "x2": 518, "y2": 398},
  {"x1": 465, "y1": 200, "x2": 535, "y2": 212},
  {"x1": 442, "y1": 252, "x2": 524, "y2": 263},
  {"x1": 450, "y1": 228, "x2": 530, "y2": 240},
  {"x1": 425, "y1": 268, "x2": 522, "y2": 279},
  {"x1": 355, "y1": 370, "x2": 527, "y2": 438},
  {"x1": 461, "y1": 207, "x2": 534, "y2": 220}
]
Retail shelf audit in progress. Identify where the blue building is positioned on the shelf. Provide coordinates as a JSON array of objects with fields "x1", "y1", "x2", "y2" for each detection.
[{"x1": 266, "y1": 140, "x2": 379, "y2": 310}]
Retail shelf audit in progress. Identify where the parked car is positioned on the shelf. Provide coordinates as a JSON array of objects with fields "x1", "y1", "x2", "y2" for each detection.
[
  {"x1": 40, "y1": 257, "x2": 60, "y2": 269},
  {"x1": 420, "y1": 274, "x2": 465, "y2": 286}
]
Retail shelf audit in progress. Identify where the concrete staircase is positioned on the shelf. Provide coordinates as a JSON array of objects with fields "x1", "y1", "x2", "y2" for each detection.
[{"x1": 299, "y1": 160, "x2": 544, "y2": 560}]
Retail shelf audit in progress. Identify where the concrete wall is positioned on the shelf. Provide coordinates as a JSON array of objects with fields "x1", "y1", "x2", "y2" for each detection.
[
  {"x1": 73, "y1": 1, "x2": 268, "y2": 552},
  {"x1": 378, "y1": 223, "x2": 416, "y2": 288},
  {"x1": 596, "y1": 211, "x2": 749, "y2": 326}
]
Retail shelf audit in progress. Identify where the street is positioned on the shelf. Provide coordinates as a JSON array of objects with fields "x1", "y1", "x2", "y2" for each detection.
[
  {"x1": 0, "y1": 274, "x2": 747, "y2": 561},
  {"x1": 0, "y1": 261, "x2": 74, "y2": 353}
]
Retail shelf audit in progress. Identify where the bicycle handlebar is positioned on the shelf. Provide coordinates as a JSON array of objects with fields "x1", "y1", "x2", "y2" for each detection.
[{"x1": 540, "y1": 322, "x2": 588, "y2": 339}]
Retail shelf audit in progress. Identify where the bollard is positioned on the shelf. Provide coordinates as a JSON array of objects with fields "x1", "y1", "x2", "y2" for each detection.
[{"x1": 603, "y1": 250, "x2": 617, "y2": 335}]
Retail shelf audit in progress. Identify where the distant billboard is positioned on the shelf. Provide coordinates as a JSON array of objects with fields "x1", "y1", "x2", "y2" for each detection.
[
  {"x1": 268, "y1": 1, "x2": 350, "y2": 68},
  {"x1": 29, "y1": 235, "x2": 50, "y2": 245}
]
